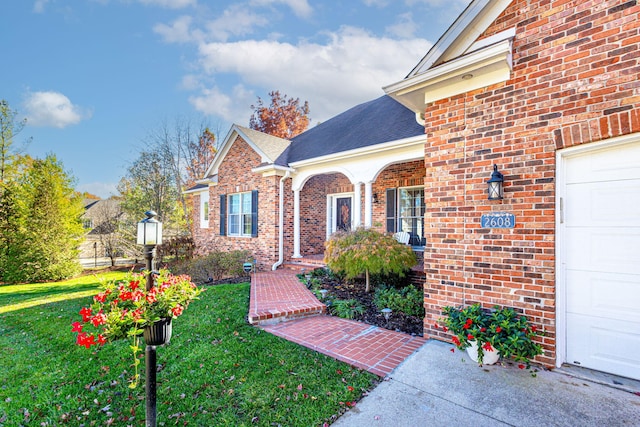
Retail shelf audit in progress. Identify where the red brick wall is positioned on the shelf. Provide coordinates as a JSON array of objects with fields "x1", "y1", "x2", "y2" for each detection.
[
  {"x1": 423, "y1": 0, "x2": 640, "y2": 367},
  {"x1": 192, "y1": 136, "x2": 280, "y2": 270}
]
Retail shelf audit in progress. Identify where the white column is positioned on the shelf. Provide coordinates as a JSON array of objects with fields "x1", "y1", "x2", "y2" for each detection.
[
  {"x1": 293, "y1": 188, "x2": 302, "y2": 258},
  {"x1": 353, "y1": 182, "x2": 362, "y2": 228},
  {"x1": 364, "y1": 181, "x2": 373, "y2": 228}
]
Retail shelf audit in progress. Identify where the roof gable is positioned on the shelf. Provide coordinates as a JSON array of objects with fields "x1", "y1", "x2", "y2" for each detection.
[
  {"x1": 203, "y1": 124, "x2": 290, "y2": 179},
  {"x1": 384, "y1": 0, "x2": 515, "y2": 114}
]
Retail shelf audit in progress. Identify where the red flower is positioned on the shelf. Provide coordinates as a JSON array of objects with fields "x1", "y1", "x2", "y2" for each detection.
[
  {"x1": 94, "y1": 292, "x2": 107, "y2": 303},
  {"x1": 495, "y1": 326, "x2": 502, "y2": 333},
  {"x1": 79, "y1": 307, "x2": 92, "y2": 322},
  {"x1": 450, "y1": 348, "x2": 455, "y2": 353},
  {"x1": 129, "y1": 280, "x2": 140, "y2": 290},
  {"x1": 467, "y1": 334, "x2": 474, "y2": 341},
  {"x1": 443, "y1": 326, "x2": 448, "y2": 332},
  {"x1": 433, "y1": 323, "x2": 439, "y2": 329},
  {"x1": 347, "y1": 386, "x2": 354, "y2": 392},
  {"x1": 71, "y1": 321, "x2": 84, "y2": 333},
  {"x1": 531, "y1": 325, "x2": 538, "y2": 332},
  {"x1": 119, "y1": 291, "x2": 132, "y2": 302},
  {"x1": 91, "y1": 312, "x2": 107, "y2": 327},
  {"x1": 480, "y1": 327, "x2": 486, "y2": 332},
  {"x1": 518, "y1": 364, "x2": 525, "y2": 369},
  {"x1": 97, "y1": 334, "x2": 107, "y2": 346},
  {"x1": 463, "y1": 323, "x2": 470, "y2": 330},
  {"x1": 171, "y1": 305, "x2": 184, "y2": 317},
  {"x1": 76, "y1": 333, "x2": 96, "y2": 348},
  {"x1": 146, "y1": 293, "x2": 157, "y2": 304},
  {"x1": 482, "y1": 342, "x2": 493, "y2": 352},
  {"x1": 451, "y1": 336, "x2": 461, "y2": 346}
]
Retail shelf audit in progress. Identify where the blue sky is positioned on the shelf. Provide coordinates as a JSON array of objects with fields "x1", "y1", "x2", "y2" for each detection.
[{"x1": 1, "y1": 0, "x2": 469, "y2": 198}]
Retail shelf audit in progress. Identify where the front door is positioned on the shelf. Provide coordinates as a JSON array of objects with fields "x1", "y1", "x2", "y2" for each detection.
[{"x1": 335, "y1": 197, "x2": 352, "y2": 231}]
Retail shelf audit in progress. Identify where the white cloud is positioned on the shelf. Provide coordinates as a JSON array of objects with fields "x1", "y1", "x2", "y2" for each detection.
[
  {"x1": 191, "y1": 26, "x2": 431, "y2": 123},
  {"x1": 386, "y1": 12, "x2": 419, "y2": 39},
  {"x1": 23, "y1": 91, "x2": 91, "y2": 128},
  {"x1": 249, "y1": 0, "x2": 313, "y2": 18},
  {"x1": 189, "y1": 84, "x2": 255, "y2": 123},
  {"x1": 33, "y1": 0, "x2": 49, "y2": 13},
  {"x1": 153, "y1": 15, "x2": 196, "y2": 43},
  {"x1": 138, "y1": 0, "x2": 196, "y2": 9}
]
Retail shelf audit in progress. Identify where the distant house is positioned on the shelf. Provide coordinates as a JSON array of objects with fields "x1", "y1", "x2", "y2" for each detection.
[
  {"x1": 79, "y1": 198, "x2": 124, "y2": 266},
  {"x1": 190, "y1": 0, "x2": 640, "y2": 381}
]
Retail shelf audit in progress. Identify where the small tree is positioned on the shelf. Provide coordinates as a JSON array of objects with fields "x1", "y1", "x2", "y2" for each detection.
[
  {"x1": 249, "y1": 90, "x2": 310, "y2": 139},
  {"x1": 324, "y1": 227, "x2": 417, "y2": 292}
]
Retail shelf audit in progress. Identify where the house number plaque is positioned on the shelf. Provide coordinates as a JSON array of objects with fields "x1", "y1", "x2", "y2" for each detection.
[{"x1": 481, "y1": 212, "x2": 515, "y2": 229}]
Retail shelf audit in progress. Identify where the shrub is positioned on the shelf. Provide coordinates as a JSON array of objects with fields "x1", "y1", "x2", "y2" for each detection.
[
  {"x1": 324, "y1": 228, "x2": 417, "y2": 292},
  {"x1": 172, "y1": 250, "x2": 251, "y2": 284},
  {"x1": 374, "y1": 285, "x2": 425, "y2": 318},
  {"x1": 330, "y1": 299, "x2": 365, "y2": 320}
]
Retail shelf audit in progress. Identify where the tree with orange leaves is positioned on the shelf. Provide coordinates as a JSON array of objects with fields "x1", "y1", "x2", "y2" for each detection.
[{"x1": 249, "y1": 91, "x2": 310, "y2": 139}]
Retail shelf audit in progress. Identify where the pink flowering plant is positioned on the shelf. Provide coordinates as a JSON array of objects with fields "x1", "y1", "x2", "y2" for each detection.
[
  {"x1": 71, "y1": 269, "x2": 203, "y2": 387},
  {"x1": 438, "y1": 304, "x2": 543, "y2": 369}
]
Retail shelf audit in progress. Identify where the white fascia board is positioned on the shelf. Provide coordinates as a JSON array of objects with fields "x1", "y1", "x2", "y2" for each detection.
[
  {"x1": 409, "y1": 0, "x2": 491, "y2": 76},
  {"x1": 252, "y1": 164, "x2": 295, "y2": 177},
  {"x1": 289, "y1": 135, "x2": 426, "y2": 169},
  {"x1": 384, "y1": 38, "x2": 513, "y2": 113}
]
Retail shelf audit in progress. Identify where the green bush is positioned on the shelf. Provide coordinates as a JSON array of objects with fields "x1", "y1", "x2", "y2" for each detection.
[
  {"x1": 172, "y1": 250, "x2": 251, "y2": 283},
  {"x1": 374, "y1": 285, "x2": 424, "y2": 318},
  {"x1": 330, "y1": 299, "x2": 365, "y2": 319}
]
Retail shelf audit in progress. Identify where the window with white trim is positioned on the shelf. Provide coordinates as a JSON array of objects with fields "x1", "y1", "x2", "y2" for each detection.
[
  {"x1": 386, "y1": 186, "x2": 425, "y2": 247},
  {"x1": 219, "y1": 190, "x2": 258, "y2": 237},
  {"x1": 200, "y1": 191, "x2": 209, "y2": 228}
]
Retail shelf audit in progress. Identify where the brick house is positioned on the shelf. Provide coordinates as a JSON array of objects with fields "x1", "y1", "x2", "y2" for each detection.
[
  {"x1": 186, "y1": 95, "x2": 428, "y2": 272},
  {"x1": 190, "y1": 0, "x2": 640, "y2": 380},
  {"x1": 384, "y1": 0, "x2": 640, "y2": 379}
]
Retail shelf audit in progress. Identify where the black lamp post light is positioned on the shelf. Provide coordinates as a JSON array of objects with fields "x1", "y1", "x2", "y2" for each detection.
[
  {"x1": 487, "y1": 164, "x2": 504, "y2": 200},
  {"x1": 136, "y1": 210, "x2": 163, "y2": 427}
]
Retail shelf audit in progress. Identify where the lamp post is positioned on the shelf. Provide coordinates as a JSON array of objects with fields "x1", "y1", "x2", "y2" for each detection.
[{"x1": 137, "y1": 210, "x2": 163, "y2": 427}]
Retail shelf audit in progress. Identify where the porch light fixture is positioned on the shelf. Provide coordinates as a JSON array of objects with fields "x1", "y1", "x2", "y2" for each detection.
[
  {"x1": 487, "y1": 164, "x2": 504, "y2": 200},
  {"x1": 373, "y1": 193, "x2": 379, "y2": 204},
  {"x1": 137, "y1": 210, "x2": 163, "y2": 247}
]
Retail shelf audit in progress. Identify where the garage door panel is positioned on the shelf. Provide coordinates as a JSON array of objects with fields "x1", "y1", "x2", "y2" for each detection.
[
  {"x1": 566, "y1": 180, "x2": 640, "y2": 226},
  {"x1": 565, "y1": 143, "x2": 640, "y2": 183},
  {"x1": 563, "y1": 140, "x2": 640, "y2": 380},
  {"x1": 566, "y1": 270, "x2": 640, "y2": 323},
  {"x1": 565, "y1": 229, "x2": 640, "y2": 275},
  {"x1": 566, "y1": 313, "x2": 640, "y2": 379}
]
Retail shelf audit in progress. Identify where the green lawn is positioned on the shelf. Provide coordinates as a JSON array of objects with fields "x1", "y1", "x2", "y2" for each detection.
[{"x1": 0, "y1": 272, "x2": 379, "y2": 426}]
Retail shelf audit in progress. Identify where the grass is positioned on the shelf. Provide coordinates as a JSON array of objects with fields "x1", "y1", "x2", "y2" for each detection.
[{"x1": 0, "y1": 272, "x2": 379, "y2": 426}]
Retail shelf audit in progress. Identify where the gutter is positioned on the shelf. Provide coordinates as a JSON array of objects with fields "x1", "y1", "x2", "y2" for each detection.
[{"x1": 271, "y1": 170, "x2": 291, "y2": 270}]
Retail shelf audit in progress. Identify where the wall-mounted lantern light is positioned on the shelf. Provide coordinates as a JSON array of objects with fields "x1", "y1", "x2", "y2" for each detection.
[
  {"x1": 487, "y1": 165, "x2": 504, "y2": 200},
  {"x1": 372, "y1": 193, "x2": 379, "y2": 204}
]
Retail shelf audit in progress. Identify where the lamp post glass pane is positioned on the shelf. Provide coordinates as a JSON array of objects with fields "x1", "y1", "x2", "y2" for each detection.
[{"x1": 137, "y1": 219, "x2": 163, "y2": 245}]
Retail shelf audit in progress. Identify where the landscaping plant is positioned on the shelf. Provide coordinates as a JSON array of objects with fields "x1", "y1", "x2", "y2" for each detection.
[
  {"x1": 71, "y1": 269, "x2": 203, "y2": 388},
  {"x1": 439, "y1": 303, "x2": 544, "y2": 369},
  {"x1": 324, "y1": 227, "x2": 417, "y2": 292}
]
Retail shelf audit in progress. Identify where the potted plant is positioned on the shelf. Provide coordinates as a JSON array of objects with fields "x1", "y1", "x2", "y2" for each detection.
[
  {"x1": 71, "y1": 269, "x2": 203, "y2": 387},
  {"x1": 438, "y1": 304, "x2": 543, "y2": 370}
]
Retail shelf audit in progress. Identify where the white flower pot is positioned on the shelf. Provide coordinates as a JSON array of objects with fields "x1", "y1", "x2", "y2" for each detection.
[{"x1": 466, "y1": 340, "x2": 500, "y2": 365}]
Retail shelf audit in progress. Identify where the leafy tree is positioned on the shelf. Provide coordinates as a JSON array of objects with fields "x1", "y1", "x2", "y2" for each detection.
[
  {"x1": 1, "y1": 155, "x2": 84, "y2": 282},
  {"x1": 324, "y1": 227, "x2": 417, "y2": 293},
  {"x1": 249, "y1": 90, "x2": 310, "y2": 138},
  {"x1": 144, "y1": 119, "x2": 219, "y2": 234},
  {"x1": 0, "y1": 99, "x2": 30, "y2": 182}
]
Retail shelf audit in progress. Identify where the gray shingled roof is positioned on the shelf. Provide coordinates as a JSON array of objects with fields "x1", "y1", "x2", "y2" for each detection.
[{"x1": 276, "y1": 95, "x2": 424, "y2": 165}]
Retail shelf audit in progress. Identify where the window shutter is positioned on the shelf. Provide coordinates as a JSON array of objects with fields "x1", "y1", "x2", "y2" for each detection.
[
  {"x1": 386, "y1": 188, "x2": 396, "y2": 233},
  {"x1": 219, "y1": 194, "x2": 226, "y2": 236},
  {"x1": 251, "y1": 190, "x2": 258, "y2": 237}
]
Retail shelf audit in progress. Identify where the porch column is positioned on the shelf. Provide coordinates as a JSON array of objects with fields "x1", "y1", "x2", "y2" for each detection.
[
  {"x1": 293, "y1": 188, "x2": 302, "y2": 258},
  {"x1": 364, "y1": 181, "x2": 373, "y2": 228},
  {"x1": 353, "y1": 182, "x2": 362, "y2": 228}
]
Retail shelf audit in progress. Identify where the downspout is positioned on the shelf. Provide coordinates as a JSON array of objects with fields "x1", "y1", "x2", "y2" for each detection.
[{"x1": 272, "y1": 170, "x2": 291, "y2": 270}]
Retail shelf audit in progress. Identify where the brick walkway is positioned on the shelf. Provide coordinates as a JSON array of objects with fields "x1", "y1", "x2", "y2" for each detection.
[{"x1": 248, "y1": 268, "x2": 427, "y2": 377}]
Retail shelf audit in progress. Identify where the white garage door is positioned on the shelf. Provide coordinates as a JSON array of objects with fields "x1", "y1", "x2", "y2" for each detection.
[{"x1": 563, "y1": 140, "x2": 640, "y2": 380}]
